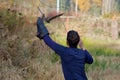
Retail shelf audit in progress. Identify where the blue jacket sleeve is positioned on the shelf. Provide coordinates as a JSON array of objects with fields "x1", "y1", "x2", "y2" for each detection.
[
  {"x1": 43, "y1": 35, "x2": 67, "y2": 56},
  {"x1": 84, "y1": 50, "x2": 93, "y2": 64}
]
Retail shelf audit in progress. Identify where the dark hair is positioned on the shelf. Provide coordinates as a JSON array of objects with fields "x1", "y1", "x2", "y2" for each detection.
[{"x1": 67, "y1": 30, "x2": 80, "y2": 48}]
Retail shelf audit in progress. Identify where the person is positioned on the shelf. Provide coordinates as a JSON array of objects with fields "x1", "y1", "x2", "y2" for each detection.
[{"x1": 36, "y1": 17, "x2": 93, "y2": 80}]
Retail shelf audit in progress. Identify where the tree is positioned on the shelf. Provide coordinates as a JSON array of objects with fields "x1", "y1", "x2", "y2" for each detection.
[
  {"x1": 116, "y1": 0, "x2": 120, "y2": 12},
  {"x1": 93, "y1": 0, "x2": 102, "y2": 6},
  {"x1": 58, "y1": 0, "x2": 75, "y2": 14},
  {"x1": 90, "y1": 0, "x2": 102, "y2": 16},
  {"x1": 102, "y1": 0, "x2": 117, "y2": 15}
]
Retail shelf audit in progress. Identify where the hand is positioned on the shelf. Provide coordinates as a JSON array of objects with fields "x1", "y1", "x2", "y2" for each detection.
[
  {"x1": 79, "y1": 40, "x2": 85, "y2": 50},
  {"x1": 36, "y1": 17, "x2": 49, "y2": 39}
]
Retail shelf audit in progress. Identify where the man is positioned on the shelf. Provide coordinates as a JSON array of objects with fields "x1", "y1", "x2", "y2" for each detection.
[{"x1": 36, "y1": 17, "x2": 93, "y2": 80}]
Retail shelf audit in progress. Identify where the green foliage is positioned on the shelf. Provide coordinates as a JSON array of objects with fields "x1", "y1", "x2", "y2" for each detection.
[
  {"x1": 50, "y1": 52, "x2": 60, "y2": 63},
  {"x1": 83, "y1": 37, "x2": 120, "y2": 78},
  {"x1": 116, "y1": 0, "x2": 120, "y2": 12},
  {"x1": 89, "y1": 2, "x2": 101, "y2": 16},
  {"x1": 86, "y1": 59, "x2": 107, "y2": 72},
  {"x1": 83, "y1": 37, "x2": 120, "y2": 56}
]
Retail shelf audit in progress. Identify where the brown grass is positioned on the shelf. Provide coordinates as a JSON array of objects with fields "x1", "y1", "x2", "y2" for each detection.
[{"x1": 0, "y1": 1, "x2": 120, "y2": 80}]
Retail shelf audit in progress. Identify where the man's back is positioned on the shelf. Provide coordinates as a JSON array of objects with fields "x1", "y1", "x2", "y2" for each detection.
[
  {"x1": 36, "y1": 18, "x2": 93, "y2": 80},
  {"x1": 61, "y1": 48, "x2": 92, "y2": 80},
  {"x1": 43, "y1": 35, "x2": 93, "y2": 80}
]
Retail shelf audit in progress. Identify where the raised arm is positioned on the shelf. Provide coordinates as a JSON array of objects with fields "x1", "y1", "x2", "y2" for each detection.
[
  {"x1": 36, "y1": 17, "x2": 67, "y2": 56},
  {"x1": 43, "y1": 35, "x2": 67, "y2": 56}
]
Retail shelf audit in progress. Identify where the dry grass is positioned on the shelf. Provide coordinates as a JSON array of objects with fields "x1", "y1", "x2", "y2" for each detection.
[{"x1": 0, "y1": 1, "x2": 120, "y2": 80}]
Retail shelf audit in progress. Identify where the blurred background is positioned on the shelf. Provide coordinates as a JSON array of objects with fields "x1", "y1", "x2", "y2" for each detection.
[{"x1": 0, "y1": 0, "x2": 120, "y2": 80}]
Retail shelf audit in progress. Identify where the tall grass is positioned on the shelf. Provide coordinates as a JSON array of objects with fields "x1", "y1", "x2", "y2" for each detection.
[
  {"x1": 81, "y1": 38, "x2": 120, "y2": 80},
  {"x1": 0, "y1": 5, "x2": 120, "y2": 80},
  {"x1": 52, "y1": 35, "x2": 120, "y2": 80}
]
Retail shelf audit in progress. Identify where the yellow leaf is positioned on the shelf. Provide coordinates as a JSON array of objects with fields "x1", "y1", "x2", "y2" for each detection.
[{"x1": 77, "y1": 0, "x2": 90, "y2": 12}]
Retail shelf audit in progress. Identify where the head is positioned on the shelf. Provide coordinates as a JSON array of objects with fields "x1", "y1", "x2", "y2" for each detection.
[{"x1": 67, "y1": 30, "x2": 80, "y2": 48}]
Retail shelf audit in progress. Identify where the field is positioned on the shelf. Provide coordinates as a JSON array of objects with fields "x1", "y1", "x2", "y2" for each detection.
[{"x1": 0, "y1": 1, "x2": 120, "y2": 80}]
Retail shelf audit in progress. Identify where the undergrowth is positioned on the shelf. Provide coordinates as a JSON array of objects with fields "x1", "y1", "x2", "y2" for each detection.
[{"x1": 0, "y1": 6, "x2": 120, "y2": 80}]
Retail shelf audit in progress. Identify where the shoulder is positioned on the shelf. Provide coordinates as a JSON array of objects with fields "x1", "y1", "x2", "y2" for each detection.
[{"x1": 67, "y1": 48, "x2": 85, "y2": 57}]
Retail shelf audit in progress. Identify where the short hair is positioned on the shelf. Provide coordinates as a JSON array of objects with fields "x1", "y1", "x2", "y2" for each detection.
[{"x1": 67, "y1": 30, "x2": 80, "y2": 48}]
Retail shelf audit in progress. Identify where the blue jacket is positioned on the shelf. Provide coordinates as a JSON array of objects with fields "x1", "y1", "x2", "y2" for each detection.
[{"x1": 43, "y1": 35, "x2": 93, "y2": 80}]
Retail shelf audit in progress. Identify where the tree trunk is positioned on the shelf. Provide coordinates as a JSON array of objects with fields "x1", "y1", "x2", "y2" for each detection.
[{"x1": 102, "y1": 0, "x2": 116, "y2": 15}]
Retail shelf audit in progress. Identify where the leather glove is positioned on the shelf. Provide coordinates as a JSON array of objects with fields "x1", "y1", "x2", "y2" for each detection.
[{"x1": 36, "y1": 17, "x2": 49, "y2": 39}]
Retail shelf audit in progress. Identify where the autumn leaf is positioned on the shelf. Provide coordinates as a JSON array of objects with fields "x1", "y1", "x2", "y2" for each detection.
[{"x1": 77, "y1": 0, "x2": 91, "y2": 12}]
